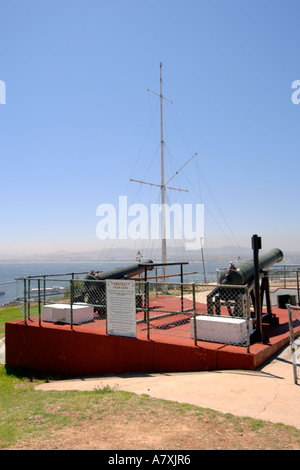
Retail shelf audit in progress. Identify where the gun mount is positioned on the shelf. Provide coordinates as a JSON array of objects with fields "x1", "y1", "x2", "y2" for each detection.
[{"x1": 207, "y1": 241, "x2": 284, "y2": 343}]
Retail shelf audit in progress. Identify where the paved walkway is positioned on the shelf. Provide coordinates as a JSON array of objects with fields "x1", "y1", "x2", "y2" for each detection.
[{"x1": 36, "y1": 344, "x2": 300, "y2": 430}]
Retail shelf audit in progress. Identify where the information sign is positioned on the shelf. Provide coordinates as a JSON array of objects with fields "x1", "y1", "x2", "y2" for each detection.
[{"x1": 106, "y1": 280, "x2": 136, "y2": 338}]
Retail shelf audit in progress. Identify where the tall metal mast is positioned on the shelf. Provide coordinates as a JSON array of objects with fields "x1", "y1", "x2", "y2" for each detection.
[
  {"x1": 160, "y1": 63, "x2": 167, "y2": 277},
  {"x1": 130, "y1": 62, "x2": 197, "y2": 279}
]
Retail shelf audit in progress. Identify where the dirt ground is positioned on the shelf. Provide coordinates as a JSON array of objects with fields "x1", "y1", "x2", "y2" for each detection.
[{"x1": 5, "y1": 403, "x2": 300, "y2": 450}]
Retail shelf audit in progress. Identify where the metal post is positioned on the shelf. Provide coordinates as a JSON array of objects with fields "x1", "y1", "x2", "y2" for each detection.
[
  {"x1": 24, "y1": 278, "x2": 27, "y2": 325},
  {"x1": 252, "y1": 234, "x2": 263, "y2": 342},
  {"x1": 193, "y1": 283, "x2": 197, "y2": 346},
  {"x1": 145, "y1": 282, "x2": 150, "y2": 340},
  {"x1": 70, "y1": 279, "x2": 74, "y2": 330},
  {"x1": 180, "y1": 264, "x2": 184, "y2": 312},
  {"x1": 287, "y1": 305, "x2": 298, "y2": 385},
  {"x1": 28, "y1": 278, "x2": 31, "y2": 320},
  {"x1": 246, "y1": 287, "x2": 250, "y2": 353},
  {"x1": 297, "y1": 271, "x2": 300, "y2": 306},
  {"x1": 38, "y1": 278, "x2": 41, "y2": 326},
  {"x1": 160, "y1": 62, "x2": 167, "y2": 283},
  {"x1": 43, "y1": 275, "x2": 46, "y2": 305}
]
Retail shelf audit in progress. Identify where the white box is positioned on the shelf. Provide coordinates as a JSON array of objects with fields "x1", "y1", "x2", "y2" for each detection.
[
  {"x1": 190, "y1": 315, "x2": 253, "y2": 344},
  {"x1": 42, "y1": 303, "x2": 94, "y2": 324}
]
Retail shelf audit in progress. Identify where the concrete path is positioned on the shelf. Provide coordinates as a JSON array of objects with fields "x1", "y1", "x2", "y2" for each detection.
[{"x1": 36, "y1": 344, "x2": 300, "y2": 430}]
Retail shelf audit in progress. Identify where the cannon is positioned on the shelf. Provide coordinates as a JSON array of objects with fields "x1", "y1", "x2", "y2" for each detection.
[
  {"x1": 91, "y1": 260, "x2": 153, "y2": 281},
  {"x1": 207, "y1": 244, "x2": 284, "y2": 339},
  {"x1": 74, "y1": 260, "x2": 154, "y2": 315},
  {"x1": 217, "y1": 248, "x2": 283, "y2": 286}
]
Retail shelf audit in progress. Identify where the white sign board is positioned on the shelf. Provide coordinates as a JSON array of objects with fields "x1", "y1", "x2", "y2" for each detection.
[{"x1": 106, "y1": 280, "x2": 136, "y2": 338}]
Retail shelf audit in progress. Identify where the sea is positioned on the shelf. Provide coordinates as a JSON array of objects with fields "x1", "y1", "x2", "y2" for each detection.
[{"x1": 0, "y1": 260, "x2": 228, "y2": 307}]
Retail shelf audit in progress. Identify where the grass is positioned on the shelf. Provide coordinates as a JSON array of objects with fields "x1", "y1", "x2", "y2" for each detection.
[
  {"x1": 0, "y1": 305, "x2": 22, "y2": 338},
  {"x1": 0, "y1": 365, "x2": 122, "y2": 448},
  {"x1": 0, "y1": 365, "x2": 299, "y2": 450},
  {"x1": 1, "y1": 306, "x2": 300, "y2": 450}
]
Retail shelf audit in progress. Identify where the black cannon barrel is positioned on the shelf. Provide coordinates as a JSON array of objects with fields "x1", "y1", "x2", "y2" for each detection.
[
  {"x1": 74, "y1": 260, "x2": 154, "y2": 307},
  {"x1": 95, "y1": 259, "x2": 154, "y2": 280},
  {"x1": 218, "y1": 248, "x2": 283, "y2": 286}
]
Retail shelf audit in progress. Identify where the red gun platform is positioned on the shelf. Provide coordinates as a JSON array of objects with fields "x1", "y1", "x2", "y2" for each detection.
[{"x1": 5, "y1": 299, "x2": 297, "y2": 377}]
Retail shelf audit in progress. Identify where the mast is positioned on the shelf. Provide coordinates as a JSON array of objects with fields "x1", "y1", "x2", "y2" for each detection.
[
  {"x1": 130, "y1": 63, "x2": 197, "y2": 279},
  {"x1": 160, "y1": 63, "x2": 167, "y2": 279}
]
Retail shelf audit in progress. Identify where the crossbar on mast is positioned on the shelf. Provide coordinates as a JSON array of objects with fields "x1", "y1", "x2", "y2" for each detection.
[{"x1": 129, "y1": 178, "x2": 188, "y2": 192}]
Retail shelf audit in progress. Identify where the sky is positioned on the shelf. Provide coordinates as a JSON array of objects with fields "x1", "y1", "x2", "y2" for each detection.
[{"x1": 0, "y1": 0, "x2": 300, "y2": 261}]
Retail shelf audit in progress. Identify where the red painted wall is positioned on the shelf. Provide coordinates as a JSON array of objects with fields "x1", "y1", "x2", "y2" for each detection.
[
  {"x1": 5, "y1": 321, "x2": 220, "y2": 376},
  {"x1": 6, "y1": 314, "x2": 291, "y2": 377}
]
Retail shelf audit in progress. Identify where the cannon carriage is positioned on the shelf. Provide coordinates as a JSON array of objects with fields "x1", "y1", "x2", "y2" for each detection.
[{"x1": 207, "y1": 241, "x2": 284, "y2": 342}]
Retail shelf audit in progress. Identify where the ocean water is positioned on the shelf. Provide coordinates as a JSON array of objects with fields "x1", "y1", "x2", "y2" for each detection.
[{"x1": 0, "y1": 260, "x2": 227, "y2": 306}]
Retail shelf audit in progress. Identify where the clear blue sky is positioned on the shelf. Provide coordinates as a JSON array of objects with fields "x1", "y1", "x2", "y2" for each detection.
[{"x1": 0, "y1": 0, "x2": 299, "y2": 259}]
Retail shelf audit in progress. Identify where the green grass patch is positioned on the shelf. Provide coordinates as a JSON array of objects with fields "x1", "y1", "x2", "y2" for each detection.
[
  {"x1": 0, "y1": 364, "x2": 137, "y2": 448},
  {"x1": 0, "y1": 306, "x2": 23, "y2": 339},
  {"x1": 0, "y1": 364, "x2": 300, "y2": 450}
]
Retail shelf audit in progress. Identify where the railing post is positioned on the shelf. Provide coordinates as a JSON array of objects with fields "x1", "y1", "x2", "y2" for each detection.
[
  {"x1": 145, "y1": 282, "x2": 150, "y2": 340},
  {"x1": 24, "y1": 278, "x2": 27, "y2": 325},
  {"x1": 28, "y1": 278, "x2": 31, "y2": 320},
  {"x1": 297, "y1": 271, "x2": 300, "y2": 306},
  {"x1": 287, "y1": 304, "x2": 298, "y2": 385},
  {"x1": 180, "y1": 265, "x2": 184, "y2": 312},
  {"x1": 70, "y1": 279, "x2": 74, "y2": 330},
  {"x1": 43, "y1": 275, "x2": 46, "y2": 305},
  {"x1": 38, "y1": 278, "x2": 41, "y2": 326},
  {"x1": 193, "y1": 283, "x2": 197, "y2": 346}
]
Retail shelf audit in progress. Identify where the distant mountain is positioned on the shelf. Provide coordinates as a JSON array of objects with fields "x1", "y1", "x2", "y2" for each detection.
[{"x1": 0, "y1": 245, "x2": 299, "y2": 264}]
